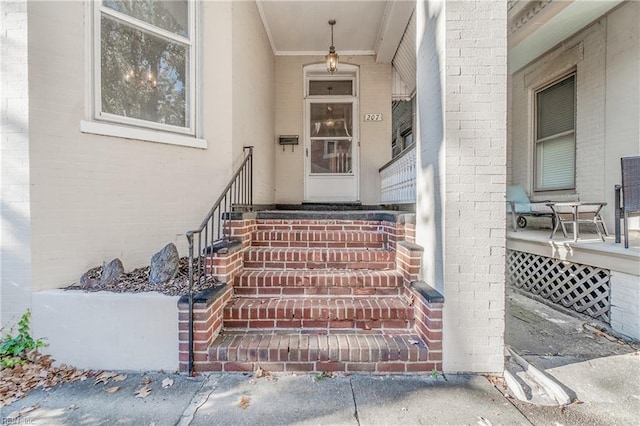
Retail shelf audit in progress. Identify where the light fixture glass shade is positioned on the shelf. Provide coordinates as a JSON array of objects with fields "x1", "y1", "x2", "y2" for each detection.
[{"x1": 326, "y1": 48, "x2": 339, "y2": 74}]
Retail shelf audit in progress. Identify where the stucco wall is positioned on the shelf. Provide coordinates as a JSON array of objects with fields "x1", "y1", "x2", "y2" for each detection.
[
  {"x1": 274, "y1": 56, "x2": 391, "y2": 204},
  {"x1": 232, "y1": 1, "x2": 275, "y2": 204},
  {"x1": 23, "y1": 1, "x2": 274, "y2": 292},
  {"x1": 1, "y1": 0, "x2": 32, "y2": 329},
  {"x1": 509, "y1": 1, "x2": 640, "y2": 231},
  {"x1": 416, "y1": 0, "x2": 507, "y2": 373}
]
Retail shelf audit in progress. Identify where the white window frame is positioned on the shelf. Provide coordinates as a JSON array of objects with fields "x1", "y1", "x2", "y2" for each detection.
[
  {"x1": 533, "y1": 72, "x2": 576, "y2": 192},
  {"x1": 82, "y1": 1, "x2": 205, "y2": 148}
]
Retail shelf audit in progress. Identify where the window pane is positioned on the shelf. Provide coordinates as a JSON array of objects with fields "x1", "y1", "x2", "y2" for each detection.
[
  {"x1": 536, "y1": 133, "x2": 575, "y2": 189},
  {"x1": 310, "y1": 103, "x2": 352, "y2": 137},
  {"x1": 310, "y1": 140, "x2": 352, "y2": 174},
  {"x1": 103, "y1": 0, "x2": 189, "y2": 37},
  {"x1": 101, "y1": 16, "x2": 188, "y2": 128},
  {"x1": 537, "y1": 75, "x2": 575, "y2": 139},
  {"x1": 309, "y1": 80, "x2": 353, "y2": 96}
]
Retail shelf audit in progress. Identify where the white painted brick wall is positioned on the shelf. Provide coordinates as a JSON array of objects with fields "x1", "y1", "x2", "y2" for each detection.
[
  {"x1": 610, "y1": 271, "x2": 640, "y2": 340},
  {"x1": 509, "y1": 2, "x2": 640, "y2": 230},
  {"x1": 1, "y1": 0, "x2": 31, "y2": 330},
  {"x1": 416, "y1": 0, "x2": 506, "y2": 373}
]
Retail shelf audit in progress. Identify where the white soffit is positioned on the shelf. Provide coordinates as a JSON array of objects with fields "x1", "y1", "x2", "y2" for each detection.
[
  {"x1": 256, "y1": 0, "x2": 412, "y2": 60},
  {"x1": 509, "y1": 0, "x2": 624, "y2": 73},
  {"x1": 392, "y1": 10, "x2": 416, "y2": 96},
  {"x1": 376, "y1": 1, "x2": 415, "y2": 63}
]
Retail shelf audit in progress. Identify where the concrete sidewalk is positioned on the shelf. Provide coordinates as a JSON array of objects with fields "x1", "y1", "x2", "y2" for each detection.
[
  {"x1": 1, "y1": 372, "x2": 526, "y2": 425},
  {"x1": 506, "y1": 288, "x2": 640, "y2": 425},
  {"x1": 2, "y1": 290, "x2": 639, "y2": 425}
]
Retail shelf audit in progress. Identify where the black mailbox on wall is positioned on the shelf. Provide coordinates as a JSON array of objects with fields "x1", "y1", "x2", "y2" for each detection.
[{"x1": 279, "y1": 135, "x2": 299, "y2": 151}]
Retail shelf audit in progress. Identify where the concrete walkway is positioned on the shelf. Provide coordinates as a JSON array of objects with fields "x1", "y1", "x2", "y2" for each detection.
[
  {"x1": 1, "y1": 372, "x2": 526, "y2": 425},
  {"x1": 2, "y1": 289, "x2": 638, "y2": 425},
  {"x1": 506, "y1": 288, "x2": 640, "y2": 425}
]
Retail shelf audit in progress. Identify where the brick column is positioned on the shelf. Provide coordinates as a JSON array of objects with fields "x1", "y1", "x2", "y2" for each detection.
[{"x1": 415, "y1": 0, "x2": 507, "y2": 373}]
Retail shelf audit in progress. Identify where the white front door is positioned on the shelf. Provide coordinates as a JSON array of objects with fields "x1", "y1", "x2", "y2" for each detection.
[{"x1": 304, "y1": 67, "x2": 359, "y2": 202}]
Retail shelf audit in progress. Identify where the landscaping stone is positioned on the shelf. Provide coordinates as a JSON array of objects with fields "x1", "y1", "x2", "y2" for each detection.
[
  {"x1": 79, "y1": 266, "x2": 100, "y2": 289},
  {"x1": 99, "y1": 258, "x2": 124, "y2": 286},
  {"x1": 150, "y1": 243, "x2": 179, "y2": 285}
]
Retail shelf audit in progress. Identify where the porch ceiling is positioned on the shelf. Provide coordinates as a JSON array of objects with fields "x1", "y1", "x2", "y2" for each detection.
[
  {"x1": 508, "y1": 0, "x2": 624, "y2": 73},
  {"x1": 256, "y1": 0, "x2": 414, "y2": 63}
]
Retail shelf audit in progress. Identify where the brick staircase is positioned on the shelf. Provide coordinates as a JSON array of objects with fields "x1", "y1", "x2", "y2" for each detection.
[{"x1": 178, "y1": 211, "x2": 444, "y2": 374}]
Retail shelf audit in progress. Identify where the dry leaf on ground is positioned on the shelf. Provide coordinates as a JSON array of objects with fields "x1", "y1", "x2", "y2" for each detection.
[
  {"x1": 94, "y1": 372, "x2": 117, "y2": 386},
  {"x1": 7, "y1": 403, "x2": 40, "y2": 420},
  {"x1": 255, "y1": 367, "x2": 264, "y2": 378},
  {"x1": 238, "y1": 395, "x2": 251, "y2": 409},
  {"x1": 135, "y1": 384, "x2": 152, "y2": 398},
  {"x1": 161, "y1": 378, "x2": 174, "y2": 389},
  {"x1": 0, "y1": 353, "x2": 87, "y2": 407}
]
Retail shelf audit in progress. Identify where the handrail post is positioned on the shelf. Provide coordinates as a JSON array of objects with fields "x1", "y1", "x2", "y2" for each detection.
[
  {"x1": 183, "y1": 146, "x2": 254, "y2": 375},
  {"x1": 186, "y1": 231, "x2": 195, "y2": 375}
]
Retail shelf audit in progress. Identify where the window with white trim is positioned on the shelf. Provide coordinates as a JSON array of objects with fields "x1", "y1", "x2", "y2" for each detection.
[
  {"x1": 95, "y1": 1, "x2": 195, "y2": 135},
  {"x1": 534, "y1": 73, "x2": 576, "y2": 191}
]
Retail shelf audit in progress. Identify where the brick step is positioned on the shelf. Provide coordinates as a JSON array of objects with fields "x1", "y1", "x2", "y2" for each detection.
[
  {"x1": 223, "y1": 297, "x2": 414, "y2": 331},
  {"x1": 251, "y1": 230, "x2": 386, "y2": 249},
  {"x1": 243, "y1": 248, "x2": 395, "y2": 270},
  {"x1": 255, "y1": 220, "x2": 385, "y2": 233},
  {"x1": 206, "y1": 331, "x2": 438, "y2": 373},
  {"x1": 235, "y1": 270, "x2": 404, "y2": 294}
]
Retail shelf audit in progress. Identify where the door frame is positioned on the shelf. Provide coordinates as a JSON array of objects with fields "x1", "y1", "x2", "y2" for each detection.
[{"x1": 303, "y1": 63, "x2": 360, "y2": 202}]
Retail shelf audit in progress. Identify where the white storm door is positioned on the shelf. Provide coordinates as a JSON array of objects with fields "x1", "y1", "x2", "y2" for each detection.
[{"x1": 304, "y1": 98, "x2": 359, "y2": 202}]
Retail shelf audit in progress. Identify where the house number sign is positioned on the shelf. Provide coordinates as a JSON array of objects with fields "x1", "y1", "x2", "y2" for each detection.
[{"x1": 364, "y1": 113, "x2": 383, "y2": 122}]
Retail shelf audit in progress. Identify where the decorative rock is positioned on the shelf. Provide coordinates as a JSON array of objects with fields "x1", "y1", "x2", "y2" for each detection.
[
  {"x1": 80, "y1": 271, "x2": 98, "y2": 289},
  {"x1": 100, "y1": 258, "x2": 124, "y2": 286},
  {"x1": 150, "y1": 243, "x2": 179, "y2": 285}
]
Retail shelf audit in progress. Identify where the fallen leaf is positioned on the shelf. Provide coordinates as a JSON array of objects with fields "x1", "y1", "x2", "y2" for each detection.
[
  {"x1": 7, "y1": 403, "x2": 40, "y2": 420},
  {"x1": 135, "y1": 384, "x2": 152, "y2": 398},
  {"x1": 238, "y1": 395, "x2": 250, "y2": 409},
  {"x1": 112, "y1": 374, "x2": 127, "y2": 382},
  {"x1": 477, "y1": 416, "x2": 493, "y2": 426},
  {"x1": 161, "y1": 378, "x2": 174, "y2": 389},
  {"x1": 94, "y1": 372, "x2": 117, "y2": 386},
  {"x1": 105, "y1": 386, "x2": 120, "y2": 394},
  {"x1": 255, "y1": 366, "x2": 264, "y2": 378}
]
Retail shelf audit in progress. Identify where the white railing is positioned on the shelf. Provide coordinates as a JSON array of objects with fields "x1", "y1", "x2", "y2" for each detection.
[{"x1": 380, "y1": 144, "x2": 416, "y2": 204}]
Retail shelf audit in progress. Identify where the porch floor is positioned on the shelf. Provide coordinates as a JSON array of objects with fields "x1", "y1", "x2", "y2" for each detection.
[{"x1": 507, "y1": 228, "x2": 640, "y2": 275}]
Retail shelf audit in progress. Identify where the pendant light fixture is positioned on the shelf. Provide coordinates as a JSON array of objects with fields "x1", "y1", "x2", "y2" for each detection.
[{"x1": 325, "y1": 19, "x2": 339, "y2": 74}]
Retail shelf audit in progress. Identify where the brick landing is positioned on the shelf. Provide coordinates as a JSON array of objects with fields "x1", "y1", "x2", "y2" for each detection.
[{"x1": 178, "y1": 211, "x2": 444, "y2": 374}]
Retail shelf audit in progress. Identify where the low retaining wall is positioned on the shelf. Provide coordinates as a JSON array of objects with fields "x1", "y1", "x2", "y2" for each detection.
[{"x1": 32, "y1": 290, "x2": 179, "y2": 371}]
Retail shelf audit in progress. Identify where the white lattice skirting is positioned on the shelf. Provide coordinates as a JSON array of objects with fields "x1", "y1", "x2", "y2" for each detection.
[{"x1": 507, "y1": 250, "x2": 611, "y2": 323}]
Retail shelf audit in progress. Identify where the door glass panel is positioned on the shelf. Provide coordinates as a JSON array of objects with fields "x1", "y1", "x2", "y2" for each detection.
[
  {"x1": 309, "y1": 80, "x2": 353, "y2": 96},
  {"x1": 310, "y1": 140, "x2": 352, "y2": 174},
  {"x1": 310, "y1": 103, "x2": 352, "y2": 138}
]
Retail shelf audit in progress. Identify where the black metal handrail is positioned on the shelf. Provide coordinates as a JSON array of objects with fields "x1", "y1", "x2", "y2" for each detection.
[{"x1": 184, "y1": 146, "x2": 253, "y2": 374}]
